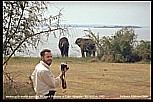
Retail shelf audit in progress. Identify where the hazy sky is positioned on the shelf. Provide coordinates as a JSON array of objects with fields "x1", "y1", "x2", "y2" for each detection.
[{"x1": 46, "y1": 1, "x2": 151, "y2": 27}]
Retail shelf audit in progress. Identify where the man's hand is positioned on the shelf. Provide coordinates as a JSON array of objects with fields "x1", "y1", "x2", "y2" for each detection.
[{"x1": 59, "y1": 72, "x2": 64, "y2": 79}]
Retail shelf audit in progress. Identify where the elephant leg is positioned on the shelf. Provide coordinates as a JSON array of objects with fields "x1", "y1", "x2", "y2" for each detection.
[
  {"x1": 62, "y1": 42, "x2": 69, "y2": 57},
  {"x1": 81, "y1": 50, "x2": 85, "y2": 57},
  {"x1": 86, "y1": 51, "x2": 90, "y2": 57},
  {"x1": 65, "y1": 48, "x2": 69, "y2": 57},
  {"x1": 93, "y1": 46, "x2": 96, "y2": 57},
  {"x1": 61, "y1": 48, "x2": 64, "y2": 57},
  {"x1": 64, "y1": 49, "x2": 68, "y2": 57},
  {"x1": 63, "y1": 47, "x2": 66, "y2": 57},
  {"x1": 89, "y1": 50, "x2": 92, "y2": 57},
  {"x1": 61, "y1": 51, "x2": 64, "y2": 57},
  {"x1": 93, "y1": 51, "x2": 95, "y2": 57},
  {"x1": 86, "y1": 46, "x2": 91, "y2": 57},
  {"x1": 65, "y1": 52, "x2": 68, "y2": 57},
  {"x1": 63, "y1": 46, "x2": 66, "y2": 57},
  {"x1": 87, "y1": 51, "x2": 91, "y2": 57}
]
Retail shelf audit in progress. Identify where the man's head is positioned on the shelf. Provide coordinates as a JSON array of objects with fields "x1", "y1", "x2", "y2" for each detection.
[{"x1": 40, "y1": 49, "x2": 52, "y2": 66}]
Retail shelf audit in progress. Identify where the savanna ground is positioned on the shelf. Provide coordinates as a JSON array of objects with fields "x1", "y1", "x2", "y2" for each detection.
[{"x1": 3, "y1": 57, "x2": 151, "y2": 100}]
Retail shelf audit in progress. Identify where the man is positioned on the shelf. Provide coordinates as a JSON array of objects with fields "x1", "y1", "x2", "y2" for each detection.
[{"x1": 31, "y1": 49, "x2": 66, "y2": 99}]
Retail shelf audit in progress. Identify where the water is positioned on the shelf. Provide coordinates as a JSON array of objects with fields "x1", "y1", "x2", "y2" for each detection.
[{"x1": 15, "y1": 27, "x2": 151, "y2": 57}]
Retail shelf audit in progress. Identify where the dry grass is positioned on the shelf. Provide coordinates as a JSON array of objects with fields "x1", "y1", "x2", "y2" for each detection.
[{"x1": 3, "y1": 57, "x2": 151, "y2": 99}]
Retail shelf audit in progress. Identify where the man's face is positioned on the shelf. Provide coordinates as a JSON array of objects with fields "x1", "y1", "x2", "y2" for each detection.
[{"x1": 42, "y1": 52, "x2": 52, "y2": 66}]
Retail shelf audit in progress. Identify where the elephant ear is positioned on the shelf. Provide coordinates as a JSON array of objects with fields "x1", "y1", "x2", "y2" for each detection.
[
  {"x1": 75, "y1": 38, "x2": 81, "y2": 44},
  {"x1": 75, "y1": 39, "x2": 78, "y2": 44}
]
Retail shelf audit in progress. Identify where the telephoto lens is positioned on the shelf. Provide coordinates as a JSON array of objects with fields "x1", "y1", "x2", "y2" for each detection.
[{"x1": 60, "y1": 62, "x2": 69, "y2": 92}]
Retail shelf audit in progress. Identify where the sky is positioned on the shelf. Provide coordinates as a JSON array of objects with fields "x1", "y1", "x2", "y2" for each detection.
[{"x1": 46, "y1": 1, "x2": 151, "y2": 27}]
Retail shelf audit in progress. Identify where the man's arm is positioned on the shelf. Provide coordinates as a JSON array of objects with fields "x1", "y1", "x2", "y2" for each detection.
[{"x1": 41, "y1": 70, "x2": 63, "y2": 88}]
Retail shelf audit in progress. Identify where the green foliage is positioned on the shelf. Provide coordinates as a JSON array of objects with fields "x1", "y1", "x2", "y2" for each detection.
[
  {"x1": 84, "y1": 29, "x2": 104, "y2": 60},
  {"x1": 86, "y1": 28, "x2": 150, "y2": 63},
  {"x1": 110, "y1": 28, "x2": 137, "y2": 62},
  {"x1": 3, "y1": 1, "x2": 67, "y2": 65},
  {"x1": 133, "y1": 40, "x2": 151, "y2": 62},
  {"x1": 3, "y1": 1, "x2": 48, "y2": 56},
  {"x1": 97, "y1": 27, "x2": 138, "y2": 62}
]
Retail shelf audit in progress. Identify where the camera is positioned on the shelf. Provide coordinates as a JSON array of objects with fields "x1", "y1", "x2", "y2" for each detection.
[
  {"x1": 60, "y1": 62, "x2": 69, "y2": 90},
  {"x1": 61, "y1": 62, "x2": 69, "y2": 71}
]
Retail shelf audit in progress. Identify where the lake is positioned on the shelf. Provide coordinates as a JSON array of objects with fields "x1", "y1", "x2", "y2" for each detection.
[{"x1": 15, "y1": 27, "x2": 151, "y2": 57}]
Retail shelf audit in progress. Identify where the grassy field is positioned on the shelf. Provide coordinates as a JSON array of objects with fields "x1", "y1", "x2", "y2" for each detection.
[{"x1": 3, "y1": 57, "x2": 151, "y2": 99}]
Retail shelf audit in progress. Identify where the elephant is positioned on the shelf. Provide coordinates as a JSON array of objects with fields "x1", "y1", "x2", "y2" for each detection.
[
  {"x1": 75, "y1": 38, "x2": 96, "y2": 57},
  {"x1": 58, "y1": 37, "x2": 69, "y2": 57}
]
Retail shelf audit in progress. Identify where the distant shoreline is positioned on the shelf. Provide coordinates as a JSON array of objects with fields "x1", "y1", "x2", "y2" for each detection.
[
  {"x1": 93, "y1": 25, "x2": 142, "y2": 28},
  {"x1": 44, "y1": 24, "x2": 144, "y2": 28}
]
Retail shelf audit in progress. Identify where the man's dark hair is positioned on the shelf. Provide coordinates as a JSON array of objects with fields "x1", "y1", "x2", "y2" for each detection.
[{"x1": 40, "y1": 49, "x2": 51, "y2": 57}]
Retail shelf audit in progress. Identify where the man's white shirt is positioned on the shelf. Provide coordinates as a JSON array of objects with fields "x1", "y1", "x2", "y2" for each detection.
[{"x1": 31, "y1": 61, "x2": 61, "y2": 98}]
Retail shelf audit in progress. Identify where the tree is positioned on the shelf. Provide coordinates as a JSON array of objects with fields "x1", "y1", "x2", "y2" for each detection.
[
  {"x1": 133, "y1": 40, "x2": 151, "y2": 62},
  {"x1": 85, "y1": 28, "x2": 138, "y2": 62},
  {"x1": 84, "y1": 29, "x2": 104, "y2": 60},
  {"x1": 3, "y1": 1, "x2": 68, "y2": 96},
  {"x1": 3, "y1": 1, "x2": 68, "y2": 65},
  {"x1": 110, "y1": 27, "x2": 137, "y2": 62}
]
